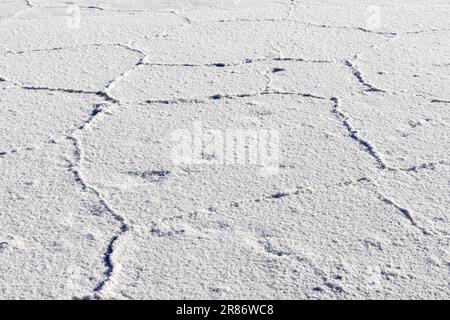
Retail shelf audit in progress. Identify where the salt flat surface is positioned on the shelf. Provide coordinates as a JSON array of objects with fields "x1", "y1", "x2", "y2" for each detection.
[{"x1": 0, "y1": 0, "x2": 449, "y2": 300}]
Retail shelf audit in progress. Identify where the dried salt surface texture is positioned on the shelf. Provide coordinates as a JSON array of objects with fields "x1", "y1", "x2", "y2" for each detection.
[
  {"x1": 0, "y1": 0, "x2": 29, "y2": 18},
  {"x1": 0, "y1": 12, "x2": 184, "y2": 52},
  {"x1": 21, "y1": 0, "x2": 289, "y2": 22},
  {"x1": 339, "y1": 93, "x2": 450, "y2": 169},
  {"x1": 77, "y1": 96, "x2": 377, "y2": 223},
  {"x1": 0, "y1": 0, "x2": 449, "y2": 300},
  {"x1": 102, "y1": 183, "x2": 448, "y2": 299},
  {"x1": 0, "y1": 45, "x2": 143, "y2": 91},
  {"x1": 136, "y1": 20, "x2": 387, "y2": 64},
  {"x1": 291, "y1": 1, "x2": 450, "y2": 34},
  {"x1": 136, "y1": 21, "x2": 281, "y2": 65},
  {"x1": 303, "y1": 0, "x2": 450, "y2": 6},
  {"x1": 32, "y1": 0, "x2": 288, "y2": 11},
  {"x1": 181, "y1": 3, "x2": 290, "y2": 22},
  {"x1": 0, "y1": 142, "x2": 119, "y2": 299},
  {"x1": 267, "y1": 61, "x2": 362, "y2": 97},
  {"x1": 376, "y1": 167, "x2": 450, "y2": 238},
  {"x1": 109, "y1": 63, "x2": 268, "y2": 102},
  {"x1": 0, "y1": 87, "x2": 103, "y2": 153},
  {"x1": 356, "y1": 31, "x2": 450, "y2": 99}
]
